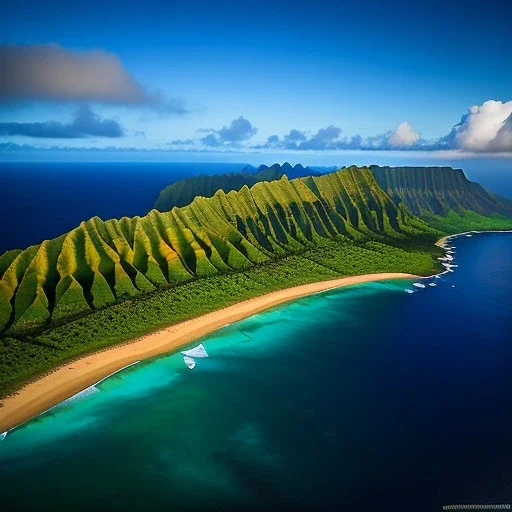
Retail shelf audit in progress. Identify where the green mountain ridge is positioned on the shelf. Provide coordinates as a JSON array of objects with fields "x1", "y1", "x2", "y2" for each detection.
[
  {"x1": 1, "y1": 164, "x2": 511, "y2": 395},
  {"x1": 370, "y1": 165, "x2": 512, "y2": 217},
  {"x1": 154, "y1": 162, "x2": 319, "y2": 211},
  {"x1": 0, "y1": 166, "x2": 438, "y2": 334}
]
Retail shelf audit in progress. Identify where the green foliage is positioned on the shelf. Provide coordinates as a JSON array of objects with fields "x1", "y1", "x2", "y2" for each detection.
[
  {"x1": 153, "y1": 163, "x2": 318, "y2": 211},
  {"x1": 0, "y1": 249, "x2": 22, "y2": 279},
  {"x1": 1, "y1": 166, "x2": 441, "y2": 334},
  {"x1": 0, "y1": 165, "x2": 510, "y2": 396},
  {"x1": 52, "y1": 276, "x2": 91, "y2": 321},
  {"x1": 370, "y1": 165, "x2": 512, "y2": 217},
  {"x1": 422, "y1": 210, "x2": 512, "y2": 234},
  {"x1": 302, "y1": 236, "x2": 438, "y2": 277},
  {"x1": 0, "y1": 337, "x2": 61, "y2": 393},
  {"x1": 0, "y1": 245, "x2": 40, "y2": 331},
  {"x1": 0, "y1": 240, "x2": 437, "y2": 396}
]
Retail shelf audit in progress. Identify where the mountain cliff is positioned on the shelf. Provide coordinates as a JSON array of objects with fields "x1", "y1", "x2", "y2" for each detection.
[
  {"x1": 370, "y1": 165, "x2": 512, "y2": 217},
  {"x1": 154, "y1": 162, "x2": 319, "y2": 211},
  {"x1": 3, "y1": 164, "x2": 512, "y2": 337},
  {"x1": 3, "y1": 164, "x2": 512, "y2": 395},
  {"x1": 0, "y1": 166, "x2": 437, "y2": 333}
]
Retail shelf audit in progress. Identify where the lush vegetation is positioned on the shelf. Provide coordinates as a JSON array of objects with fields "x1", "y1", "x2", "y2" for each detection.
[
  {"x1": 422, "y1": 210, "x2": 512, "y2": 234},
  {"x1": 370, "y1": 165, "x2": 512, "y2": 217},
  {"x1": 0, "y1": 235, "x2": 440, "y2": 395},
  {"x1": 154, "y1": 162, "x2": 318, "y2": 211},
  {"x1": 0, "y1": 164, "x2": 510, "y2": 396},
  {"x1": 0, "y1": 166, "x2": 439, "y2": 335}
]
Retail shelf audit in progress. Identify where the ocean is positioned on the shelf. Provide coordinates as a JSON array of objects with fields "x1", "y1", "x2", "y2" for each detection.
[
  {"x1": 0, "y1": 232, "x2": 511, "y2": 511},
  {"x1": 1, "y1": 160, "x2": 511, "y2": 255},
  {"x1": 0, "y1": 161, "x2": 247, "y2": 253}
]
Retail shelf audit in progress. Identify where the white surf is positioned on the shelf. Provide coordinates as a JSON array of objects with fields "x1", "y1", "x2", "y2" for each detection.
[
  {"x1": 181, "y1": 343, "x2": 209, "y2": 359},
  {"x1": 183, "y1": 356, "x2": 196, "y2": 370}
]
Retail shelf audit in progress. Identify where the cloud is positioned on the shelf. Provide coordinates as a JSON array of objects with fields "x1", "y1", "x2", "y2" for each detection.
[
  {"x1": 0, "y1": 44, "x2": 188, "y2": 113},
  {"x1": 170, "y1": 116, "x2": 257, "y2": 148},
  {"x1": 258, "y1": 126, "x2": 343, "y2": 151},
  {"x1": 210, "y1": 116, "x2": 257, "y2": 144},
  {"x1": 439, "y1": 100, "x2": 512, "y2": 152},
  {"x1": 202, "y1": 133, "x2": 221, "y2": 147},
  {"x1": 283, "y1": 129, "x2": 307, "y2": 146},
  {"x1": 12, "y1": 99, "x2": 504, "y2": 153},
  {"x1": 387, "y1": 122, "x2": 420, "y2": 148},
  {"x1": 0, "y1": 105, "x2": 123, "y2": 138},
  {"x1": 489, "y1": 114, "x2": 512, "y2": 152},
  {"x1": 297, "y1": 126, "x2": 341, "y2": 150},
  {"x1": 257, "y1": 123, "x2": 422, "y2": 151},
  {"x1": 253, "y1": 100, "x2": 511, "y2": 153},
  {"x1": 266, "y1": 134, "x2": 280, "y2": 145}
]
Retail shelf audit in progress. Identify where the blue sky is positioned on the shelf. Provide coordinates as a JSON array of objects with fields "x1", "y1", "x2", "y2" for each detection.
[{"x1": 1, "y1": 0, "x2": 511, "y2": 158}]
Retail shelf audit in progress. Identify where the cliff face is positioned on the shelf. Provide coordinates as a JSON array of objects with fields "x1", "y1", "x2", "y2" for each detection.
[
  {"x1": 370, "y1": 165, "x2": 512, "y2": 217},
  {"x1": 154, "y1": 163, "x2": 319, "y2": 211},
  {"x1": 0, "y1": 167, "x2": 434, "y2": 333}
]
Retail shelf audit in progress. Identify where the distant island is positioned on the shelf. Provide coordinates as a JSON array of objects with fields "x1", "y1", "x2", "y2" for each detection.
[{"x1": 1, "y1": 164, "x2": 511, "y2": 410}]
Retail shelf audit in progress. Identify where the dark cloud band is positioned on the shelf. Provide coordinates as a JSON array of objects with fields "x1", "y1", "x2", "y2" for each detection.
[{"x1": 0, "y1": 105, "x2": 123, "y2": 138}]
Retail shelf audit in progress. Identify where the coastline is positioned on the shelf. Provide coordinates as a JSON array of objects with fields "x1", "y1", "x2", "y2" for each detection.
[
  {"x1": 436, "y1": 229, "x2": 512, "y2": 248},
  {"x1": 0, "y1": 272, "x2": 416, "y2": 433}
]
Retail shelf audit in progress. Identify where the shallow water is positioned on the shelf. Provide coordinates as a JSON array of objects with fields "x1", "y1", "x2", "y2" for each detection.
[{"x1": 1, "y1": 233, "x2": 511, "y2": 511}]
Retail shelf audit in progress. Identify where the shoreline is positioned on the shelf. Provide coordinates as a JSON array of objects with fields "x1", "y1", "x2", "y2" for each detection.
[
  {"x1": 434, "y1": 230, "x2": 511, "y2": 278},
  {"x1": 436, "y1": 229, "x2": 512, "y2": 248},
  {"x1": 0, "y1": 272, "x2": 416, "y2": 433}
]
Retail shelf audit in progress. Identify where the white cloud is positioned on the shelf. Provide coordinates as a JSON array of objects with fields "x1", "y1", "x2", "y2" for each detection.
[
  {"x1": 489, "y1": 114, "x2": 512, "y2": 152},
  {"x1": 257, "y1": 124, "x2": 421, "y2": 151},
  {"x1": 169, "y1": 100, "x2": 512, "y2": 154},
  {"x1": 387, "y1": 122, "x2": 420, "y2": 148},
  {"x1": 443, "y1": 100, "x2": 512, "y2": 152}
]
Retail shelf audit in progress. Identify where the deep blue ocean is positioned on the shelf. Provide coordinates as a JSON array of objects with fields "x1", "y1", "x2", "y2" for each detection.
[
  {"x1": 1, "y1": 160, "x2": 511, "y2": 254},
  {"x1": 0, "y1": 162, "x2": 246, "y2": 253},
  {"x1": 0, "y1": 232, "x2": 511, "y2": 511}
]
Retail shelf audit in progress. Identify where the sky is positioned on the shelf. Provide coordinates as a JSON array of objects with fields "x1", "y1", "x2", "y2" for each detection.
[{"x1": 1, "y1": 0, "x2": 511, "y2": 160}]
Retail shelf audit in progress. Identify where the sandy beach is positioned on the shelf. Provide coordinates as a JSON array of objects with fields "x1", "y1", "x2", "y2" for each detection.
[
  {"x1": 437, "y1": 229, "x2": 511, "y2": 248},
  {"x1": 436, "y1": 235, "x2": 450, "y2": 247},
  {"x1": 0, "y1": 272, "x2": 417, "y2": 433}
]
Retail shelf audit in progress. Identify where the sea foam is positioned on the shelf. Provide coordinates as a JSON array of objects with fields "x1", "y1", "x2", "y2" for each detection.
[
  {"x1": 181, "y1": 344, "x2": 209, "y2": 359},
  {"x1": 183, "y1": 356, "x2": 196, "y2": 369},
  {"x1": 94, "y1": 361, "x2": 141, "y2": 387},
  {"x1": 52, "y1": 385, "x2": 100, "y2": 411},
  {"x1": 181, "y1": 343, "x2": 209, "y2": 369}
]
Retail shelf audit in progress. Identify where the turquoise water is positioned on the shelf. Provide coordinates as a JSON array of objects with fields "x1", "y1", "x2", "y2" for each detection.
[{"x1": 1, "y1": 233, "x2": 511, "y2": 511}]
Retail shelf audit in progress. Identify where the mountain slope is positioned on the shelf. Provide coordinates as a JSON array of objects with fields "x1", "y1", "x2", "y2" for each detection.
[
  {"x1": 370, "y1": 165, "x2": 512, "y2": 217},
  {"x1": 154, "y1": 162, "x2": 319, "y2": 211},
  {"x1": 240, "y1": 162, "x2": 322, "y2": 179},
  {"x1": 0, "y1": 166, "x2": 438, "y2": 333},
  {"x1": 3, "y1": 164, "x2": 511, "y2": 395}
]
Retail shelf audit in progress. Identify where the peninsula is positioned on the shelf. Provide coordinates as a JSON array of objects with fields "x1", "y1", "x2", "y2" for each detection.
[{"x1": 1, "y1": 165, "x2": 511, "y2": 429}]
